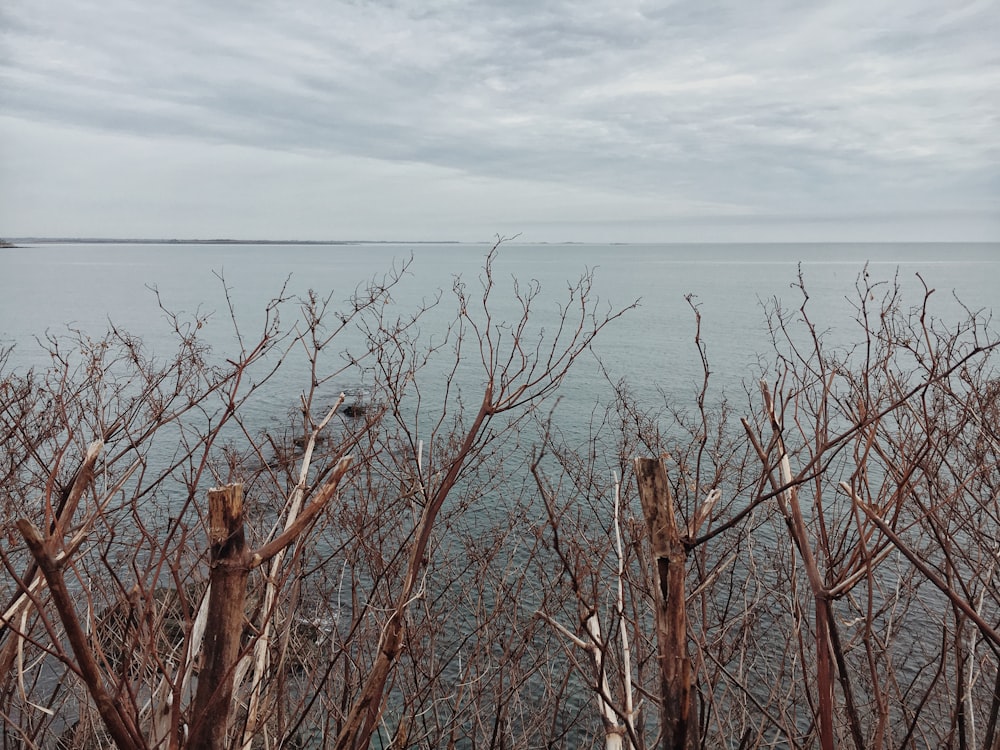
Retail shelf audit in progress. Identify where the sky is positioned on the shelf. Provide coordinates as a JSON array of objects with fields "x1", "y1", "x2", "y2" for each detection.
[{"x1": 1, "y1": 0, "x2": 998, "y2": 243}]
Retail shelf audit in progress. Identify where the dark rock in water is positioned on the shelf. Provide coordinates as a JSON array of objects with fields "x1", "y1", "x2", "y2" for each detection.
[
  {"x1": 293, "y1": 433, "x2": 328, "y2": 448},
  {"x1": 341, "y1": 402, "x2": 368, "y2": 418}
]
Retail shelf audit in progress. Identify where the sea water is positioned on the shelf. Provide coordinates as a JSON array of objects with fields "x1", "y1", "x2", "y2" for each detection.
[
  {"x1": 2, "y1": 240, "x2": 998, "y2": 743},
  {"x1": 2, "y1": 241, "x2": 997, "y2": 412}
]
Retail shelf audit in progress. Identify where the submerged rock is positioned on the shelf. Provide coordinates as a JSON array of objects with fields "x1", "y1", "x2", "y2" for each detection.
[{"x1": 340, "y1": 402, "x2": 368, "y2": 418}]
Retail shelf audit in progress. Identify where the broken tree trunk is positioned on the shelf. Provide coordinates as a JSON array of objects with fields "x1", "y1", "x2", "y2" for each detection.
[
  {"x1": 188, "y1": 483, "x2": 249, "y2": 750},
  {"x1": 634, "y1": 457, "x2": 699, "y2": 750}
]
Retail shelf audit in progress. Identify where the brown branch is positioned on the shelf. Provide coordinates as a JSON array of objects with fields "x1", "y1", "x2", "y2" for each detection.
[
  {"x1": 250, "y1": 455, "x2": 353, "y2": 567},
  {"x1": 335, "y1": 388, "x2": 494, "y2": 750},
  {"x1": 843, "y1": 483, "x2": 1000, "y2": 647},
  {"x1": 51, "y1": 439, "x2": 104, "y2": 541},
  {"x1": 16, "y1": 519, "x2": 144, "y2": 750}
]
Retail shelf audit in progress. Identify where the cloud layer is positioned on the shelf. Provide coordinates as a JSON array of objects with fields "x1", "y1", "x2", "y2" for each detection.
[{"x1": 2, "y1": 0, "x2": 998, "y2": 240}]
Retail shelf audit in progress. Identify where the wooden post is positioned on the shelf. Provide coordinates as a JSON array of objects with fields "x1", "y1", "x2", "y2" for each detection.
[
  {"x1": 634, "y1": 457, "x2": 698, "y2": 750},
  {"x1": 189, "y1": 483, "x2": 249, "y2": 750}
]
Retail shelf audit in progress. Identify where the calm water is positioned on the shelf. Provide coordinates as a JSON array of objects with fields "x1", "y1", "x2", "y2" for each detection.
[
  {"x1": 2, "y1": 241, "x2": 997, "y2": 742},
  {"x1": 2, "y1": 241, "x2": 998, "y2": 426}
]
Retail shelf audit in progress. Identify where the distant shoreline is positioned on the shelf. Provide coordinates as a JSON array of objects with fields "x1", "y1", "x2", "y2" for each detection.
[
  {"x1": 4, "y1": 238, "x2": 468, "y2": 246},
  {"x1": 4, "y1": 238, "x2": 996, "y2": 247}
]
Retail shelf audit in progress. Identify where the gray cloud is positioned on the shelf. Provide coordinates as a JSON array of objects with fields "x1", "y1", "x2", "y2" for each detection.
[{"x1": 1, "y1": 0, "x2": 997, "y2": 240}]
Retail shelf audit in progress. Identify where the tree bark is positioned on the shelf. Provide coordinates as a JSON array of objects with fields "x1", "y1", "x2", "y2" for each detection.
[
  {"x1": 188, "y1": 484, "x2": 249, "y2": 750},
  {"x1": 634, "y1": 457, "x2": 699, "y2": 750}
]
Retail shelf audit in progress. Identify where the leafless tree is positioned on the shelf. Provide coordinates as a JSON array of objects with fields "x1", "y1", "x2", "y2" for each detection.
[
  {"x1": 529, "y1": 268, "x2": 999, "y2": 749},
  {"x1": 0, "y1": 244, "x2": 634, "y2": 749}
]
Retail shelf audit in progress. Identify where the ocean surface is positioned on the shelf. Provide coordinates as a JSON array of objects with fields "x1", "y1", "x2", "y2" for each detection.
[
  {"x1": 2, "y1": 240, "x2": 997, "y2": 743},
  {"x1": 3, "y1": 241, "x2": 997, "y2": 392}
]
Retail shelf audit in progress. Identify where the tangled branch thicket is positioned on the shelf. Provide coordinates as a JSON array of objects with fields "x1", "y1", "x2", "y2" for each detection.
[{"x1": 1, "y1": 250, "x2": 998, "y2": 750}]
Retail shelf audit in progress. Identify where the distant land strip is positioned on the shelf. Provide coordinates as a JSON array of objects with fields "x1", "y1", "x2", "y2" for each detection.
[{"x1": 5, "y1": 238, "x2": 466, "y2": 245}]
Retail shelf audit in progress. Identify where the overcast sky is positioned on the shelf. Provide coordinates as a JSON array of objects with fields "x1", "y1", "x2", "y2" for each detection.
[{"x1": 1, "y1": 0, "x2": 998, "y2": 242}]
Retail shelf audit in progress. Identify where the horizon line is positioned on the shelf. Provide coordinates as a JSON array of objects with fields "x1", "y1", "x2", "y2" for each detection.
[{"x1": 4, "y1": 237, "x2": 999, "y2": 247}]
